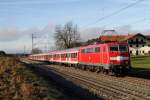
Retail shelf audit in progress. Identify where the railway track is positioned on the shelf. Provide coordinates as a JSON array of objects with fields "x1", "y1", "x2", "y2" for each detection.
[
  {"x1": 47, "y1": 66, "x2": 150, "y2": 100},
  {"x1": 22, "y1": 59, "x2": 150, "y2": 100}
]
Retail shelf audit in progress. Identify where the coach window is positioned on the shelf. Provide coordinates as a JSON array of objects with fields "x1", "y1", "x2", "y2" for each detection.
[
  {"x1": 71, "y1": 53, "x2": 73, "y2": 58},
  {"x1": 95, "y1": 47, "x2": 100, "y2": 53},
  {"x1": 53, "y1": 55, "x2": 55, "y2": 58},
  {"x1": 75, "y1": 53, "x2": 77, "y2": 58},
  {"x1": 66, "y1": 54, "x2": 68, "y2": 58},
  {"x1": 71, "y1": 53, "x2": 77, "y2": 58},
  {"x1": 119, "y1": 45, "x2": 128, "y2": 52},
  {"x1": 71, "y1": 53, "x2": 74, "y2": 58},
  {"x1": 65, "y1": 54, "x2": 68, "y2": 58},
  {"x1": 61, "y1": 54, "x2": 63, "y2": 58},
  {"x1": 110, "y1": 46, "x2": 118, "y2": 51},
  {"x1": 56, "y1": 54, "x2": 60, "y2": 58},
  {"x1": 67, "y1": 53, "x2": 71, "y2": 58},
  {"x1": 61, "y1": 54, "x2": 64, "y2": 58},
  {"x1": 44, "y1": 56, "x2": 46, "y2": 59}
]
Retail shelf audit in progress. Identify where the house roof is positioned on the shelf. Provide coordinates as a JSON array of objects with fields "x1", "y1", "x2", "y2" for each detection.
[{"x1": 99, "y1": 33, "x2": 149, "y2": 42}]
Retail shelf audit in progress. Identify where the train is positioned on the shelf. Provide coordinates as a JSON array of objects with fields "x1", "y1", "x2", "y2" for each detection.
[{"x1": 29, "y1": 42, "x2": 131, "y2": 75}]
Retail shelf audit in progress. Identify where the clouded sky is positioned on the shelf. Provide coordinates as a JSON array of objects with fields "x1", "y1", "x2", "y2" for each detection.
[{"x1": 0, "y1": 0, "x2": 150, "y2": 53}]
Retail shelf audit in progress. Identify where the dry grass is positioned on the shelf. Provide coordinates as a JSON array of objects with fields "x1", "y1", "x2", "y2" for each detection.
[{"x1": 0, "y1": 57, "x2": 57, "y2": 100}]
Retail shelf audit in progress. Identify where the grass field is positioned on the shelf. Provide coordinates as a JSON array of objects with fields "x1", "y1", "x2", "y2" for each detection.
[
  {"x1": 131, "y1": 56, "x2": 150, "y2": 79},
  {"x1": 131, "y1": 56, "x2": 150, "y2": 69}
]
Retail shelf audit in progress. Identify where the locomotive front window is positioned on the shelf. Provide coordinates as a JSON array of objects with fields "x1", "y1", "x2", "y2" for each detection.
[
  {"x1": 95, "y1": 47, "x2": 100, "y2": 53},
  {"x1": 110, "y1": 46, "x2": 118, "y2": 51},
  {"x1": 86, "y1": 48, "x2": 94, "y2": 53},
  {"x1": 81, "y1": 49, "x2": 85, "y2": 53},
  {"x1": 119, "y1": 45, "x2": 128, "y2": 52},
  {"x1": 110, "y1": 45, "x2": 128, "y2": 52}
]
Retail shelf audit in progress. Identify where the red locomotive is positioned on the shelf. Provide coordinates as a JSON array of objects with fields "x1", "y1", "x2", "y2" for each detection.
[{"x1": 29, "y1": 42, "x2": 131, "y2": 75}]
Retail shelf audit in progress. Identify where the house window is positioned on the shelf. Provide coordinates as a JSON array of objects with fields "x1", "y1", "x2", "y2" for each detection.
[
  {"x1": 130, "y1": 51, "x2": 132, "y2": 54},
  {"x1": 143, "y1": 45, "x2": 144, "y2": 47},
  {"x1": 148, "y1": 45, "x2": 150, "y2": 47},
  {"x1": 141, "y1": 39, "x2": 143, "y2": 42},
  {"x1": 149, "y1": 51, "x2": 150, "y2": 54},
  {"x1": 136, "y1": 38, "x2": 138, "y2": 42},
  {"x1": 130, "y1": 45, "x2": 132, "y2": 47},
  {"x1": 136, "y1": 44, "x2": 139, "y2": 47},
  {"x1": 143, "y1": 51, "x2": 144, "y2": 53}
]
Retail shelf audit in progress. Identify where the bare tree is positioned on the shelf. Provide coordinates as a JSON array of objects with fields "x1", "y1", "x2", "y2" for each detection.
[{"x1": 54, "y1": 22, "x2": 80, "y2": 49}]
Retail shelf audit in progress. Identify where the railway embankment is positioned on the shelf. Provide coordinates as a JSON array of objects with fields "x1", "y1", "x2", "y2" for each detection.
[{"x1": 0, "y1": 57, "x2": 81, "y2": 100}]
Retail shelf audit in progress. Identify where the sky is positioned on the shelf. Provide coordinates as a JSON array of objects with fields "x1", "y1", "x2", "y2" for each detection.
[{"x1": 0, "y1": 0, "x2": 150, "y2": 53}]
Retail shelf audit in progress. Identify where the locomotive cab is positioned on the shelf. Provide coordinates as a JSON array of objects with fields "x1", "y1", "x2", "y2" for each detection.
[{"x1": 108, "y1": 42, "x2": 131, "y2": 74}]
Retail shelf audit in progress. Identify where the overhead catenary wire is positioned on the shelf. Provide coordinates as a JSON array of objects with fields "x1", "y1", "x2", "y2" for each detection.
[{"x1": 84, "y1": 0, "x2": 145, "y2": 28}]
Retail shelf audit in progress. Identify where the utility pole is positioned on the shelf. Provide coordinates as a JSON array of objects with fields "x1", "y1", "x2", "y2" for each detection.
[
  {"x1": 31, "y1": 33, "x2": 38, "y2": 54},
  {"x1": 24, "y1": 45, "x2": 26, "y2": 56},
  {"x1": 31, "y1": 33, "x2": 42, "y2": 54},
  {"x1": 32, "y1": 34, "x2": 34, "y2": 53}
]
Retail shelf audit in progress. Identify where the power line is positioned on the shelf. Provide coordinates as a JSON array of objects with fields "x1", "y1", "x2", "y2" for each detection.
[
  {"x1": 84, "y1": 0, "x2": 145, "y2": 27},
  {"x1": 113, "y1": 15, "x2": 150, "y2": 29}
]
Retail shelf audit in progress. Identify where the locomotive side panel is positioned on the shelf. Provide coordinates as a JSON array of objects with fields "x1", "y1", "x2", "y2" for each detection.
[{"x1": 79, "y1": 45, "x2": 101, "y2": 65}]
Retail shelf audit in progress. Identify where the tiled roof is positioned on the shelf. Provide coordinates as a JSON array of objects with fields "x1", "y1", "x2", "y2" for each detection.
[
  {"x1": 100, "y1": 35, "x2": 126, "y2": 42},
  {"x1": 99, "y1": 33, "x2": 147, "y2": 42}
]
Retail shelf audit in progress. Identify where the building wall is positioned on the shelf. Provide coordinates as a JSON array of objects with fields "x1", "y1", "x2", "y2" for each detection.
[{"x1": 128, "y1": 35, "x2": 150, "y2": 55}]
